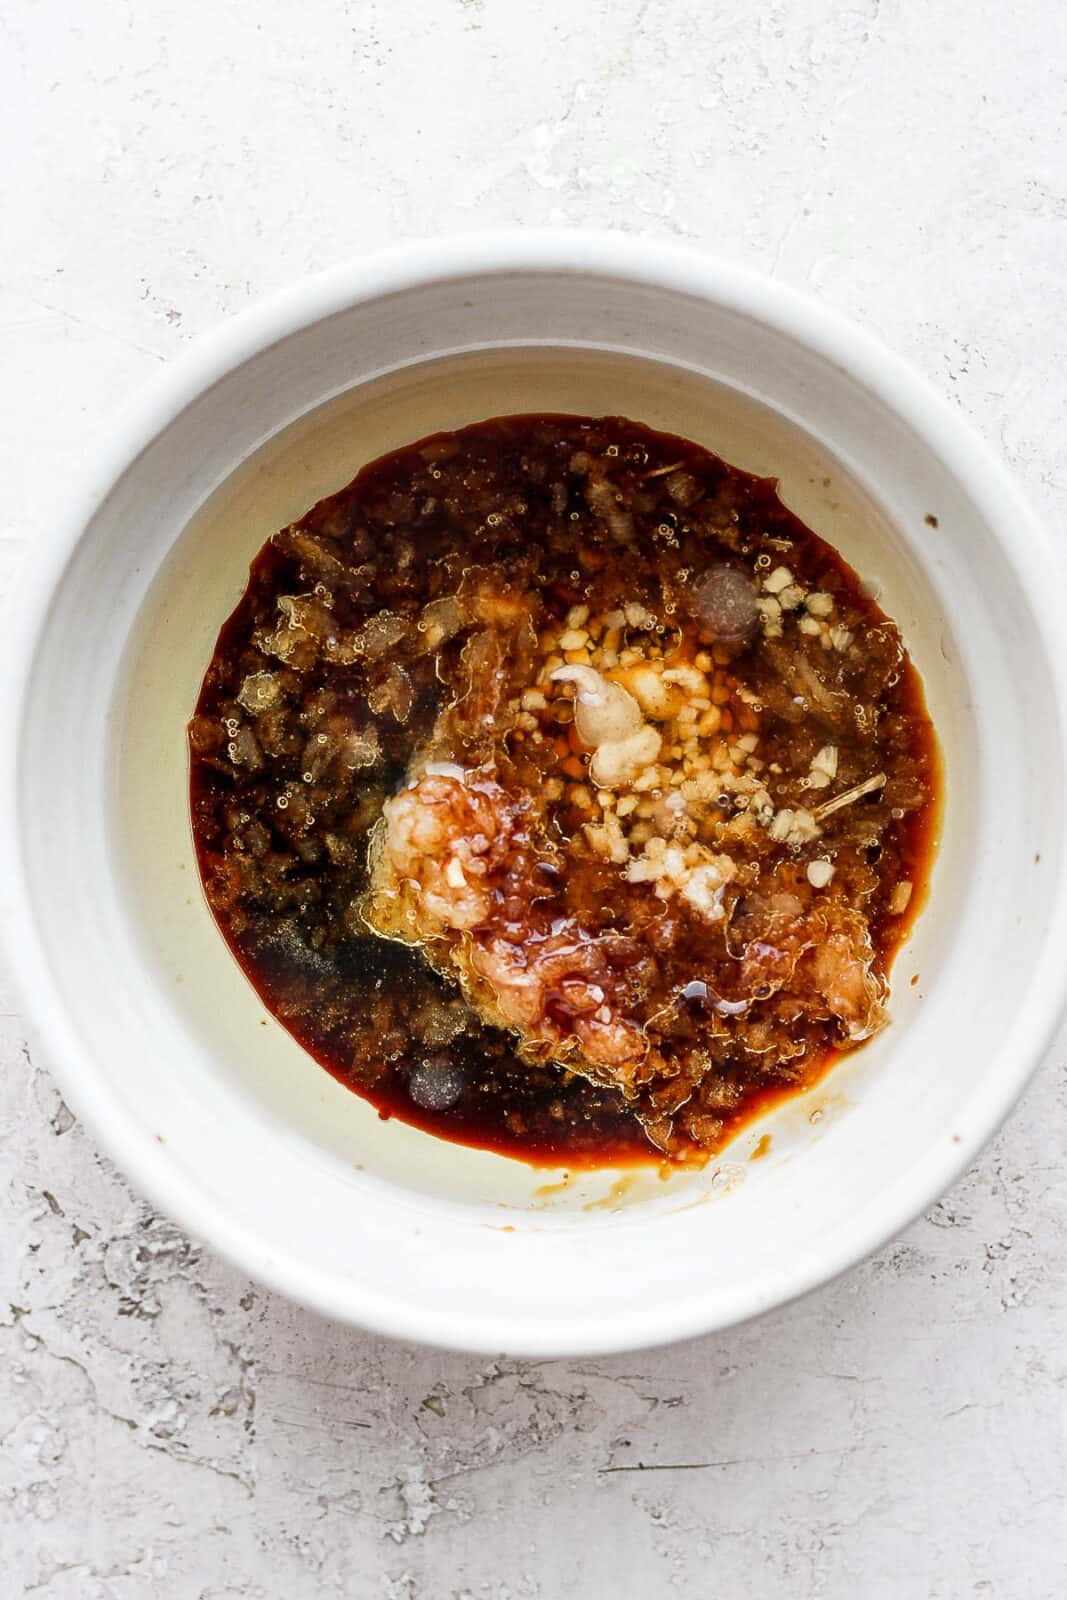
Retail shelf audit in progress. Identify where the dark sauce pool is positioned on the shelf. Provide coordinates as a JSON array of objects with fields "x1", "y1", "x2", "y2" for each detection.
[{"x1": 189, "y1": 414, "x2": 940, "y2": 1168}]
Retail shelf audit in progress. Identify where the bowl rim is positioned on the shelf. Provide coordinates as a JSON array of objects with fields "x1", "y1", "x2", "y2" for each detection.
[{"x1": 4, "y1": 227, "x2": 1067, "y2": 1356}]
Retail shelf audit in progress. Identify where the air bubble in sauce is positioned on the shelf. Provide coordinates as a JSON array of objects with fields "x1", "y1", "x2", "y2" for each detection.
[
  {"x1": 408, "y1": 1056, "x2": 467, "y2": 1111},
  {"x1": 692, "y1": 565, "x2": 759, "y2": 642}
]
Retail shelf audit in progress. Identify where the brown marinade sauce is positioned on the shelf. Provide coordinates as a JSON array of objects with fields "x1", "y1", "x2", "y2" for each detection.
[{"x1": 189, "y1": 414, "x2": 940, "y2": 1167}]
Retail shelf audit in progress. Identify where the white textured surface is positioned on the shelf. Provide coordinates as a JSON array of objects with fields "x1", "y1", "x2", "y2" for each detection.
[{"x1": 2, "y1": 1, "x2": 1066, "y2": 1594}]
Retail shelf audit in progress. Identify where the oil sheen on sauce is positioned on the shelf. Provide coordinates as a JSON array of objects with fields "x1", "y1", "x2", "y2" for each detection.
[{"x1": 189, "y1": 414, "x2": 940, "y2": 1168}]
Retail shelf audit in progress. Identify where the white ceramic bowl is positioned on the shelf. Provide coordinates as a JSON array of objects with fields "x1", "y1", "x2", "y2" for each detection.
[{"x1": 3, "y1": 232, "x2": 1066, "y2": 1356}]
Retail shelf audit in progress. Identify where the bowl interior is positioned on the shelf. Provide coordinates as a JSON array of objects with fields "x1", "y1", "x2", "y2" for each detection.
[
  {"x1": 13, "y1": 259, "x2": 1062, "y2": 1350},
  {"x1": 114, "y1": 345, "x2": 960, "y2": 1210}
]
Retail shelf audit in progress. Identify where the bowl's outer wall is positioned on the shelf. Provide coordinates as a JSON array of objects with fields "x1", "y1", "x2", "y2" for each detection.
[{"x1": 4, "y1": 235, "x2": 1066, "y2": 1355}]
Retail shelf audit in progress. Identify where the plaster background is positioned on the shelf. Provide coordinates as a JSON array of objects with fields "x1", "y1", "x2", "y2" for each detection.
[{"x1": 2, "y1": 2, "x2": 1065, "y2": 1594}]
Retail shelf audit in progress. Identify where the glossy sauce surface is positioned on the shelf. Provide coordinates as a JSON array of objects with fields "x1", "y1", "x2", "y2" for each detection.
[{"x1": 189, "y1": 414, "x2": 939, "y2": 1167}]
